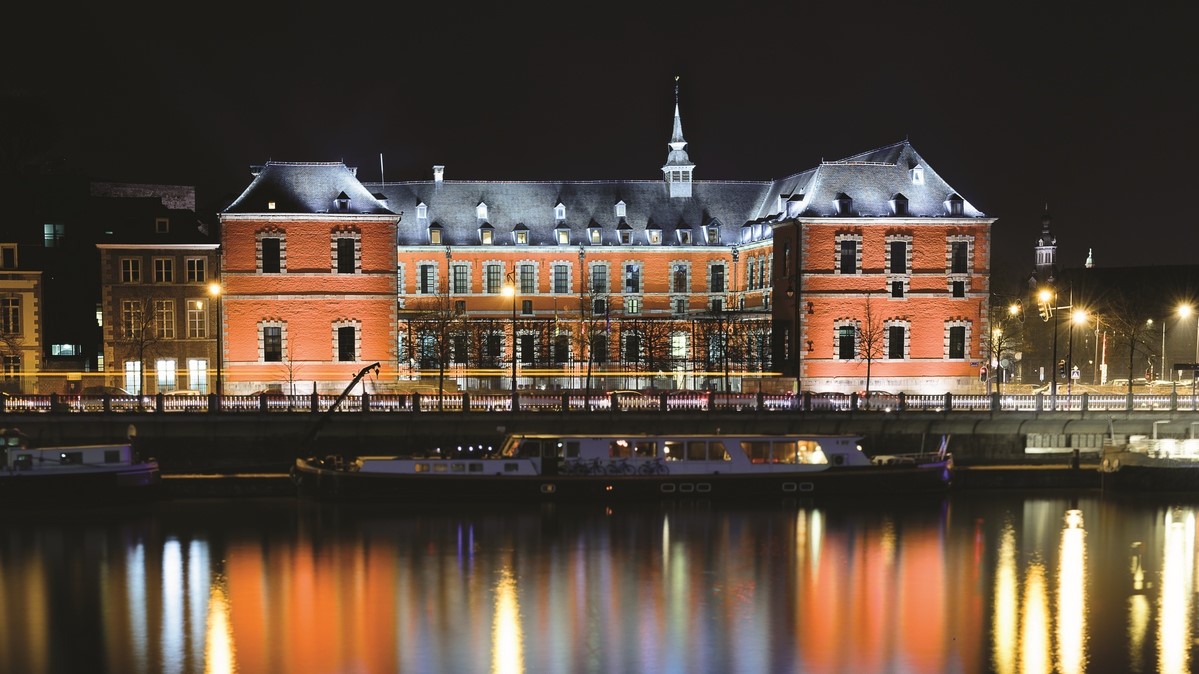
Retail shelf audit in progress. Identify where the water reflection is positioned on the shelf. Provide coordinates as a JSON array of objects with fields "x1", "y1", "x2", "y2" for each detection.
[{"x1": 8, "y1": 494, "x2": 1199, "y2": 673}]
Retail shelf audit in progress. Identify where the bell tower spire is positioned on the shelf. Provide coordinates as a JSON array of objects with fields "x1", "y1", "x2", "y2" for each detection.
[{"x1": 661, "y1": 76, "x2": 695, "y2": 198}]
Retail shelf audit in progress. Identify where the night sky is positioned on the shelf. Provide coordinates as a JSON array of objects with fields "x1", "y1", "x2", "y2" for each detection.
[{"x1": 6, "y1": 4, "x2": 1196, "y2": 279}]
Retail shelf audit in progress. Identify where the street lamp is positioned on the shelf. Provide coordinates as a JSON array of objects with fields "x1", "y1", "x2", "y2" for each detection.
[
  {"x1": 1068, "y1": 309, "x2": 1087, "y2": 396},
  {"x1": 503, "y1": 270, "x2": 518, "y2": 410},
  {"x1": 207, "y1": 282, "x2": 223, "y2": 400},
  {"x1": 1038, "y1": 287, "x2": 1061, "y2": 409}
]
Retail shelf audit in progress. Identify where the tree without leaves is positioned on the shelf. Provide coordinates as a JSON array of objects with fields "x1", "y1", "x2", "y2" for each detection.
[
  {"x1": 407, "y1": 290, "x2": 466, "y2": 411},
  {"x1": 856, "y1": 293, "x2": 886, "y2": 399}
]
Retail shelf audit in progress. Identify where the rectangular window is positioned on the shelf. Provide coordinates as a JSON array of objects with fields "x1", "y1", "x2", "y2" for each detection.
[
  {"x1": 44, "y1": 223, "x2": 64, "y2": 247},
  {"x1": 710, "y1": 298, "x2": 723, "y2": 313},
  {"x1": 124, "y1": 361, "x2": 142, "y2": 394},
  {"x1": 185, "y1": 257, "x2": 207, "y2": 283},
  {"x1": 674, "y1": 298, "x2": 687, "y2": 315},
  {"x1": 154, "y1": 299, "x2": 175, "y2": 339},
  {"x1": 121, "y1": 300, "x2": 144, "y2": 339},
  {"x1": 429, "y1": 228, "x2": 442, "y2": 245},
  {"x1": 337, "y1": 326, "x2": 355, "y2": 361},
  {"x1": 889, "y1": 241, "x2": 907, "y2": 274},
  {"x1": 121, "y1": 258, "x2": 141, "y2": 283},
  {"x1": 839, "y1": 240, "x2": 857, "y2": 274},
  {"x1": 186, "y1": 358, "x2": 208, "y2": 394},
  {"x1": 949, "y1": 326, "x2": 966, "y2": 359},
  {"x1": 747, "y1": 260, "x2": 757, "y2": 290},
  {"x1": 553, "y1": 265, "x2": 569, "y2": 294},
  {"x1": 891, "y1": 281, "x2": 904, "y2": 298},
  {"x1": 591, "y1": 266, "x2": 608, "y2": 294},
  {"x1": 887, "y1": 326, "x2": 905, "y2": 359},
  {"x1": 672, "y1": 264, "x2": 688, "y2": 293},
  {"x1": 155, "y1": 359, "x2": 177, "y2": 390},
  {"x1": 263, "y1": 326, "x2": 282, "y2": 362},
  {"x1": 553, "y1": 334, "x2": 570, "y2": 363},
  {"x1": 952, "y1": 280, "x2": 966, "y2": 297},
  {"x1": 336, "y1": 238, "x2": 355, "y2": 273},
  {"x1": 452, "y1": 266, "x2": 468, "y2": 294},
  {"x1": 626, "y1": 297, "x2": 641, "y2": 314},
  {"x1": 594, "y1": 299, "x2": 606, "y2": 315},
  {"x1": 624, "y1": 264, "x2": 640, "y2": 293},
  {"x1": 951, "y1": 241, "x2": 968, "y2": 273},
  {"x1": 262, "y1": 238, "x2": 281, "y2": 273},
  {"x1": 520, "y1": 264, "x2": 535, "y2": 294},
  {"x1": 486, "y1": 265, "x2": 502, "y2": 293},
  {"x1": 419, "y1": 264, "x2": 435, "y2": 294},
  {"x1": 710, "y1": 265, "x2": 725, "y2": 293},
  {"x1": 187, "y1": 299, "x2": 207, "y2": 338},
  {"x1": 521, "y1": 299, "x2": 533, "y2": 315},
  {"x1": 556, "y1": 230, "x2": 569, "y2": 245},
  {"x1": 837, "y1": 326, "x2": 856, "y2": 360},
  {"x1": 155, "y1": 218, "x2": 170, "y2": 234},
  {"x1": 623, "y1": 333, "x2": 640, "y2": 362},
  {"x1": 454, "y1": 300, "x2": 465, "y2": 314},
  {"x1": 519, "y1": 334, "x2": 535, "y2": 364},
  {"x1": 154, "y1": 258, "x2": 174, "y2": 283},
  {"x1": 0, "y1": 297, "x2": 19, "y2": 334},
  {"x1": 0, "y1": 244, "x2": 16, "y2": 269}
]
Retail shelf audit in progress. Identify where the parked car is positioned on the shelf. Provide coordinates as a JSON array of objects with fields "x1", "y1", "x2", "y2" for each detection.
[
  {"x1": 162, "y1": 389, "x2": 204, "y2": 396},
  {"x1": 80, "y1": 385, "x2": 132, "y2": 396}
]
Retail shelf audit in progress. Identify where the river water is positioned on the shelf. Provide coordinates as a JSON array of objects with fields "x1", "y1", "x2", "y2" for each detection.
[{"x1": 0, "y1": 491, "x2": 1191, "y2": 674}]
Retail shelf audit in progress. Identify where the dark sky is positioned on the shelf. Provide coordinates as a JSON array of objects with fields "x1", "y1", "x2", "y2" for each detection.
[{"x1": 7, "y1": 4, "x2": 1197, "y2": 279}]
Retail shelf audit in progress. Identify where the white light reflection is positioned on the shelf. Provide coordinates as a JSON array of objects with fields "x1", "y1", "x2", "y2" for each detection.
[
  {"x1": 126, "y1": 541, "x2": 149, "y2": 674},
  {"x1": 204, "y1": 580, "x2": 236, "y2": 674},
  {"x1": 991, "y1": 521, "x2": 1018, "y2": 674},
  {"x1": 188, "y1": 539, "x2": 210, "y2": 672},
  {"x1": 1158, "y1": 508, "x2": 1193, "y2": 674},
  {"x1": 162, "y1": 538, "x2": 184, "y2": 674},
  {"x1": 1056, "y1": 509, "x2": 1087, "y2": 674},
  {"x1": 1127, "y1": 542, "x2": 1150, "y2": 674},
  {"x1": 1020, "y1": 562, "x2": 1050, "y2": 674},
  {"x1": 491, "y1": 566, "x2": 523, "y2": 674}
]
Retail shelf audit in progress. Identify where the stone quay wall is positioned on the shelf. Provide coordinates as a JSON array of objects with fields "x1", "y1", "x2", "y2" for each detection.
[{"x1": 2, "y1": 409, "x2": 1195, "y2": 474}]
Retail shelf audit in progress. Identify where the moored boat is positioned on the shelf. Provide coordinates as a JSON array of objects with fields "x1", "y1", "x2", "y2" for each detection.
[
  {"x1": 292, "y1": 432, "x2": 953, "y2": 503},
  {"x1": 1100, "y1": 435, "x2": 1199, "y2": 493},
  {"x1": 1, "y1": 427, "x2": 162, "y2": 505}
]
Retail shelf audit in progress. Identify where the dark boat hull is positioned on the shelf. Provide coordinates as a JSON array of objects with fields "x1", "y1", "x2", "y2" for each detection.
[
  {"x1": 1101, "y1": 465, "x2": 1199, "y2": 494},
  {"x1": 292, "y1": 459, "x2": 952, "y2": 503},
  {"x1": 0, "y1": 465, "x2": 162, "y2": 506}
]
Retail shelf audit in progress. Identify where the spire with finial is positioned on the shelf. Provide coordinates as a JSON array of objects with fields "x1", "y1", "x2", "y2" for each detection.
[{"x1": 661, "y1": 75, "x2": 695, "y2": 198}]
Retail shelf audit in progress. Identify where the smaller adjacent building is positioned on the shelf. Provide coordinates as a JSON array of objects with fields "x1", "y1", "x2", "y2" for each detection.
[
  {"x1": 0, "y1": 240, "x2": 43, "y2": 393},
  {"x1": 95, "y1": 187, "x2": 218, "y2": 394}
]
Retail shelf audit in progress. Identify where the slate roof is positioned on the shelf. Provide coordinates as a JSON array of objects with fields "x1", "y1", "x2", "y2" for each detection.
[
  {"x1": 221, "y1": 140, "x2": 988, "y2": 249},
  {"x1": 224, "y1": 162, "x2": 394, "y2": 215}
]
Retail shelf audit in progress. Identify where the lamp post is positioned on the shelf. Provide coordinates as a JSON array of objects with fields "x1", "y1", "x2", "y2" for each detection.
[
  {"x1": 207, "y1": 282, "x2": 223, "y2": 400},
  {"x1": 503, "y1": 270, "x2": 518, "y2": 410},
  {"x1": 1038, "y1": 288, "x2": 1060, "y2": 409},
  {"x1": 1068, "y1": 309, "x2": 1086, "y2": 397}
]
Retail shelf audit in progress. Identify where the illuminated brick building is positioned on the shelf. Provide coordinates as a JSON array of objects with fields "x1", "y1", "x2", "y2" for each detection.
[{"x1": 218, "y1": 86, "x2": 993, "y2": 395}]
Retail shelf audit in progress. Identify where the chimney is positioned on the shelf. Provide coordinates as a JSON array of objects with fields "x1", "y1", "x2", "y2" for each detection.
[{"x1": 434, "y1": 165, "x2": 445, "y2": 183}]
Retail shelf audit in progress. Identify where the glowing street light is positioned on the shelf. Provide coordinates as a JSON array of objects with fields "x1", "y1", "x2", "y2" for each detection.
[{"x1": 503, "y1": 270, "x2": 518, "y2": 410}]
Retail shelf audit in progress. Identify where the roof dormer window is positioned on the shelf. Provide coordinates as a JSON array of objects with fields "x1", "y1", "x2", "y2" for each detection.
[
  {"x1": 834, "y1": 193, "x2": 853, "y2": 216},
  {"x1": 416, "y1": 203, "x2": 428, "y2": 220},
  {"x1": 513, "y1": 224, "x2": 529, "y2": 245},
  {"x1": 428, "y1": 223, "x2": 443, "y2": 245},
  {"x1": 479, "y1": 222, "x2": 494, "y2": 245},
  {"x1": 705, "y1": 226, "x2": 719, "y2": 244},
  {"x1": 556, "y1": 228, "x2": 570, "y2": 245},
  {"x1": 554, "y1": 203, "x2": 566, "y2": 221},
  {"x1": 476, "y1": 202, "x2": 488, "y2": 220},
  {"x1": 889, "y1": 193, "x2": 909, "y2": 216},
  {"x1": 155, "y1": 217, "x2": 170, "y2": 234},
  {"x1": 944, "y1": 194, "x2": 965, "y2": 216},
  {"x1": 677, "y1": 229, "x2": 692, "y2": 245},
  {"x1": 588, "y1": 227, "x2": 602, "y2": 245},
  {"x1": 267, "y1": 201, "x2": 276, "y2": 211},
  {"x1": 335, "y1": 192, "x2": 350, "y2": 212},
  {"x1": 614, "y1": 201, "x2": 626, "y2": 219},
  {"x1": 910, "y1": 165, "x2": 925, "y2": 185},
  {"x1": 617, "y1": 221, "x2": 632, "y2": 245},
  {"x1": 646, "y1": 225, "x2": 662, "y2": 245},
  {"x1": 787, "y1": 195, "x2": 803, "y2": 219}
]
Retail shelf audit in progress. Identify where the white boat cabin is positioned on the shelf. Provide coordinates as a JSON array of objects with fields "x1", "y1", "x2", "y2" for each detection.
[{"x1": 2, "y1": 428, "x2": 136, "y2": 474}]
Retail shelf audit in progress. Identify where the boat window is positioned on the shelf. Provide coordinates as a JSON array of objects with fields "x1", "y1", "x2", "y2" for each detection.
[
  {"x1": 711, "y1": 442, "x2": 731, "y2": 461},
  {"x1": 59, "y1": 452, "x2": 82, "y2": 465},
  {"x1": 415, "y1": 463, "x2": 431, "y2": 473},
  {"x1": 503, "y1": 463, "x2": 521, "y2": 472},
  {"x1": 451, "y1": 463, "x2": 466, "y2": 472},
  {"x1": 518, "y1": 440, "x2": 542, "y2": 457},
  {"x1": 548, "y1": 440, "x2": 566, "y2": 458},
  {"x1": 468, "y1": 463, "x2": 484, "y2": 473},
  {"x1": 105, "y1": 449, "x2": 121, "y2": 464},
  {"x1": 663, "y1": 440, "x2": 683, "y2": 461},
  {"x1": 433, "y1": 463, "x2": 449, "y2": 473},
  {"x1": 564, "y1": 441, "x2": 580, "y2": 459},
  {"x1": 686, "y1": 441, "x2": 707, "y2": 461},
  {"x1": 635, "y1": 441, "x2": 657, "y2": 458},
  {"x1": 743, "y1": 441, "x2": 770, "y2": 464},
  {"x1": 609, "y1": 439, "x2": 632, "y2": 458},
  {"x1": 14, "y1": 454, "x2": 31, "y2": 470},
  {"x1": 773, "y1": 442, "x2": 799, "y2": 464}
]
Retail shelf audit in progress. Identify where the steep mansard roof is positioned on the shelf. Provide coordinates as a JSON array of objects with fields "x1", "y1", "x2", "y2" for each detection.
[
  {"x1": 224, "y1": 162, "x2": 393, "y2": 215},
  {"x1": 221, "y1": 140, "x2": 987, "y2": 246}
]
